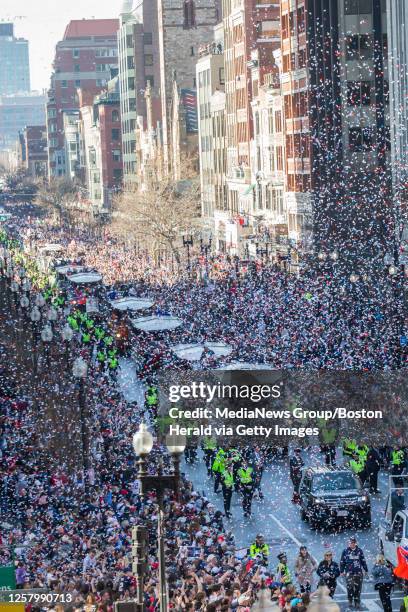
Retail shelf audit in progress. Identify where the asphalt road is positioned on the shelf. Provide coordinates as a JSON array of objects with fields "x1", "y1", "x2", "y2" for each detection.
[
  {"x1": 184, "y1": 449, "x2": 405, "y2": 611},
  {"x1": 116, "y1": 358, "x2": 405, "y2": 610}
]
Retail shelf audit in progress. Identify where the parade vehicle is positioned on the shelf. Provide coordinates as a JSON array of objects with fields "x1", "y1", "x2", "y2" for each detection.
[
  {"x1": 299, "y1": 466, "x2": 371, "y2": 529},
  {"x1": 379, "y1": 475, "x2": 408, "y2": 567}
]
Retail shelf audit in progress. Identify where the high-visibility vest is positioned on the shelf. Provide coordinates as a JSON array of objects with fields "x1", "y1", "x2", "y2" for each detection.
[
  {"x1": 238, "y1": 467, "x2": 253, "y2": 484},
  {"x1": 104, "y1": 336, "x2": 114, "y2": 347},
  {"x1": 392, "y1": 450, "x2": 404, "y2": 466},
  {"x1": 82, "y1": 332, "x2": 91, "y2": 343},
  {"x1": 108, "y1": 357, "x2": 118, "y2": 369},
  {"x1": 203, "y1": 437, "x2": 217, "y2": 451},
  {"x1": 276, "y1": 562, "x2": 291, "y2": 584},
  {"x1": 212, "y1": 450, "x2": 225, "y2": 473},
  {"x1": 250, "y1": 542, "x2": 269, "y2": 559},
  {"x1": 357, "y1": 445, "x2": 369, "y2": 462},
  {"x1": 223, "y1": 471, "x2": 234, "y2": 489},
  {"x1": 403, "y1": 595, "x2": 408, "y2": 610},
  {"x1": 343, "y1": 438, "x2": 357, "y2": 455},
  {"x1": 97, "y1": 351, "x2": 106, "y2": 363},
  {"x1": 350, "y1": 458, "x2": 364, "y2": 474},
  {"x1": 146, "y1": 387, "x2": 158, "y2": 406},
  {"x1": 95, "y1": 328, "x2": 105, "y2": 341},
  {"x1": 229, "y1": 448, "x2": 242, "y2": 462}
]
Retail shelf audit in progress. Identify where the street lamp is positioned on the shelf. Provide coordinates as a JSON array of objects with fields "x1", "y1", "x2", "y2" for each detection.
[
  {"x1": 182, "y1": 235, "x2": 194, "y2": 275},
  {"x1": 132, "y1": 423, "x2": 186, "y2": 612},
  {"x1": 329, "y1": 251, "x2": 338, "y2": 261},
  {"x1": 72, "y1": 357, "x2": 89, "y2": 487},
  {"x1": 30, "y1": 306, "x2": 41, "y2": 371},
  {"x1": 41, "y1": 325, "x2": 53, "y2": 343},
  {"x1": 20, "y1": 295, "x2": 29, "y2": 309},
  {"x1": 47, "y1": 307, "x2": 58, "y2": 322},
  {"x1": 35, "y1": 294, "x2": 46, "y2": 308},
  {"x1": 350, "y1": 274, "x2": 359, "y2": 283},
  {"x1": 62, "y1": 323, "x2": 74, "y2": 368},
  {"x1": 30, "y1": 306, "x2": 41, "y2": 323}
]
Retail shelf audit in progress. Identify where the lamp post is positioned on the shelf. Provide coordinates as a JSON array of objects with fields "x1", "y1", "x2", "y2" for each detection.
[
  {"x1": 200, "y1": 235, "x2": 212, "y2": 278},
  {"x1": 182, "y1": 235, "x2": 194, "y2": 276},
  {"x1": 72, "y1": 356, "x2": 88, "y2": 489},
  {"x1": 30, "y1": 305, "x2": 41, "y2": 371},
  {"x1": 41, "y1": 324, "x2": 53, "y2": 367},
  {"x1": 132, "y1": 424, "x2": 186, "y2": 612},
  {"x1": 61, "y1": 323, "x2": 74, "y2": 368}
]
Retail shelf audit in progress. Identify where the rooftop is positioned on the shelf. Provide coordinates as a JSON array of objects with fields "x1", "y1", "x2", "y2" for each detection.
[{"x1": 63, "y1": 19, "x2": 119, "y2": 40}]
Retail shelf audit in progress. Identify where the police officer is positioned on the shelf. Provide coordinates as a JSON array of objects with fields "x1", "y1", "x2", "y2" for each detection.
[
  {"x1": 350, "y1": 452, "x2": 366, "y2": 486},
  {"x1": 221, "y1": 464, "x2": 234, "y2": 519},
  {"x1": 228, "y1": 446, "x2": 243, "y2": 491},
  {"x1": 202, "y1": 437, "x2": 217, "y2": 476},
  {"x1": 238, "y1": 461, "x2": 254, "y2": 517},
  {"x1": 276, "y1": 552, "x2": 292, "y2": 586},
  {"x1": 343, "y1": 438, "x2": 357, "y2": 461},
  {"x1": 290, "y1": 448, "x2": 304, "y2": 503},
  {"x1": 391, "y1": 448, "x2": 405, "y2": 487},
  {"x1": 249, "y1": 534, "x2": 269, "y2": 565},
  {"x1": 212, "y1": 448, "x2": 226, "y2": 493},
  {"x1": 145, "y1": 385, "x2": 159, "y2": 413}
]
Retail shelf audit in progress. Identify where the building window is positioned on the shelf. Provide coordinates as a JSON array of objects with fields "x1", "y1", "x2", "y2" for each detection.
[
  {"x1": 190, "y1": 46, "x2": 195, "y2": 56},
  {"x1": 73, "y1": 49, "x2": 80, "y2": 58},
  {"x1": 145, "y1": 76, "x2": 154, "y2": 87},
  {"x1": 347, "y1": 81, "x2": 372, "y2": 106},
  {"x1": 193, "y1": 77, "x2": 197, "y2": 88},
  {"x1": 128, "y1": 77, "x2": 135, "y2": 90},
  {"x1": 61, "y1": 80, "x2": 68, "y2": 88},
  {"x1": 126, "y1": 34, "x2": 134, "y2": 48},
  {"x1": 219, "y1": 67, "x2": 225, "y2": 85},
  {"x1": 112, "y1": 149, "x2": 121, "y2": 162},
  {"x1": 127, "y1": 56, "x2": 134, "y2": 70},
  {"x1": 48, "y1": 109, "x2": 56, "y2": 118},
  {"x1": 113, "y1": 168, "x2": 122, "y2": 183},
  {"x1": 349, "y1": 127, "x2": 375, "y2": 151},
  {"x1": 75, "y1": 80, "x2": 81, "y2": 87},
  {"x1": 74, "y1": 64, "x2": 80, "y2": 72},
  {"x1": 144, "y1": 32, "x2": 153, "y2": 45},
  {"x1": 144, "y1": 54, "x2": 153, "y2": 66},
  {"x1": 345, "y1": 0, "x2": 372, "y2": 14},
  {"x1": 112, "y1": 110, "x2": 120, "y2": 122},
  {"x1": 112, "y1": 128, "x2": 120, "y2": 141},
  {"x1": 183, "y1": 0, "x2": 196, "y2": 29}
]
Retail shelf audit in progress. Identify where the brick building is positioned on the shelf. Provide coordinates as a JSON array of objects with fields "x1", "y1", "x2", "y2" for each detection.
[
  {"x1": 22, "y1": 125, "x2": 48, "y2": 178},
  {"x1": 79, "y1": 78, "x2": 122, "y2": 211},
  {"x1": 46, "y1": 19, "x2": 119, "y2": 178}
]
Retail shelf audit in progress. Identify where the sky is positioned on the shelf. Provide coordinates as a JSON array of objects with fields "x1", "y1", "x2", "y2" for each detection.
[{"x1": 1, "y1": 0, "x2": 121, "y2": 92}]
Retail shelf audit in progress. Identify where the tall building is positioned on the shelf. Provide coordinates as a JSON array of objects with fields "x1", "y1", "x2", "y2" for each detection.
[
  {"x1": 222, "y1": 0, "x2": 280, "y2": 254},
  {"x1": 387, "y1": 0, "x2": 408, "y2": 213},
  {"x1": 0, "y1": 93, "x2": 46, "y2": 151},
  {"x1": 117, "y1": 0, "x2": 161, "y2": 185},
  {"x1": 46, "y1": 19, "x2": 119, "y2": 178},
  {"x1": 196, "y1": 23, "x2": 225, "y2": 219},
  {"x1": 278, "y1": 0, "x2": 391, "y2": 263},
  {"x1": 157, "y1": 0, "x2": 221, "y2": 170},
  {"x1": 78, "y1": 79, "x2": 122, "y2": 211},
  {"x1": 0, "y1": 23, "x2": 30, "y2": 95}
]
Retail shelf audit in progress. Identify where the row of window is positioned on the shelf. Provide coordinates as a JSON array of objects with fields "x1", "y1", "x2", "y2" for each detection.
[
  {"x1": 349, "y1": 126, "x2": 391, "y2": 152},
  {"x1": 72, "y1": 48, "x2": 117, "y2": 59}
]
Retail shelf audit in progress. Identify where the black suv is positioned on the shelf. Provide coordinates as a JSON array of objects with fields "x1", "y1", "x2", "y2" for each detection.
[{"x1": 299, "y1": 467, "x2": 371, "y2": 530}]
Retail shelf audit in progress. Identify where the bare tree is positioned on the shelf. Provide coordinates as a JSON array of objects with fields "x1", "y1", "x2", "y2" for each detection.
[
  {"x1": 111, "y1": 154, "x2": 201, "y2": 266},
  {"x1": 35, "y1": 178, "x2": 79, "y2": 223}
]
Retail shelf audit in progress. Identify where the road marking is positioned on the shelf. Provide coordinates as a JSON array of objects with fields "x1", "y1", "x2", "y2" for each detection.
[{"x1": 268, "y1": 512, "x2": 348, "y2": 594}]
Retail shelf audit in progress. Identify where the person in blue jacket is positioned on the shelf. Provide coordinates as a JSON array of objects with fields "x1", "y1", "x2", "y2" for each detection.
[{"x1": 340, "y1": 536, "x2": 368, "y2": 610}]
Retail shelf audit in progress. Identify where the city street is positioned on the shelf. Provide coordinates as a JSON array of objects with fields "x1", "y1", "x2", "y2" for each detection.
[
  {"x1": 118, "y1": 357, "x2": 406, "y2": 610},
  {"x1": 186, "y1": 451, "x2": 405, "y2": 611}
]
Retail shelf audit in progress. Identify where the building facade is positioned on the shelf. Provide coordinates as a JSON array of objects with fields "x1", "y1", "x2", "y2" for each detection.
[
  {"x1": 118, "y1": 0, "x2": 161, "y2": 185},
  {"x1": 196, "y1": 23, "x2": 225, "y2": 219},
  {"x1": 46, "y1": 19, "x2": 119, "y2": 178},
  {"x1": 79, "y1": 79, "x2": 122, "y2": 211},
  {"x1": 387, "y1": 0, "x2": 408, "y2": 215},
  {"x1": 158, "y1": 0, "x2": 222, "y2": 170},
  {"x1": 21, "y1": 125, "x2": 48, "y2": 178},
  {"x1": 0, "y1": 93, "x2": 46, "y2": 151},
  {"x1": 0, "y1": 23, "x2": 30, "y2": 95}
]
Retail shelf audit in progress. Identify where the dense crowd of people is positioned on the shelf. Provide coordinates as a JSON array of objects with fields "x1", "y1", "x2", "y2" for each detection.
[{"x1": 1, "y1": 204, "x2": 408, "y2": 612}]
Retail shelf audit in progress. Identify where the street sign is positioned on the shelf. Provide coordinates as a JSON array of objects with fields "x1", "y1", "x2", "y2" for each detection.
[{"x1": 0, "y1": 565, "x2": 16, "y2": 590}]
